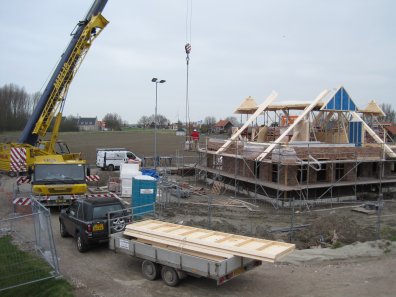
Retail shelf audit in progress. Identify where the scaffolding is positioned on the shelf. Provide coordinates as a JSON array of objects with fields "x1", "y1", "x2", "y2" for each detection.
[{"x1": 192, "y1": 87, "x2": 396, "y2": 210}]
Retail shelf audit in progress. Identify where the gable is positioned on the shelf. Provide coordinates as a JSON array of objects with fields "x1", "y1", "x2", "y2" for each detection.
[{"x1": 321, "y1": 86, "x2": 357, "y2": 112}]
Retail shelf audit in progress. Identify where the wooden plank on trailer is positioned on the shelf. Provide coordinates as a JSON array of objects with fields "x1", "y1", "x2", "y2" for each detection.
[
  {"x1": 125, "y1": 220, "x2": 294, "y2": 262},
  {"x1": 124, "y1": 229, "x2": 276, "y2": 262},
  {"x1": 136, "y1": 238, "x2": 227, "y2": 262},
  {"x1": 124, "y1": 230, "x2": 235, "y2": 259}
]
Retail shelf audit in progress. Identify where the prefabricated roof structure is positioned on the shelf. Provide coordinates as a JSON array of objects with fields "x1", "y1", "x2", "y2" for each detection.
[
  {"x1": 234, "y1": 96, "x2": 258, "y2": 114},
  {"x1": 267, "y1": 100, "x2": 324, "y2": 111},
  {"x1": 358, "y1": 100, "x2": 386, "y2": 116},
  {"x1": 320, "y1": 86, "x2": 357, "y2": 112}
]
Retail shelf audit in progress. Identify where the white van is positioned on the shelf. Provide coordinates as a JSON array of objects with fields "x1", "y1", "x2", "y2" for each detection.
[{"x1": 96, "y1": 148, "x2": 141, "y2": 171}]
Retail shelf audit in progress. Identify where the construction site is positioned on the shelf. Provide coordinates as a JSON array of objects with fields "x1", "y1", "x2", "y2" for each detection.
[
  {"x1": 193, "y1": 86, "x2": 396, "y2": 209},
  {"x1": 1, "y1": 0, "x2": 396, "y2": 296}
]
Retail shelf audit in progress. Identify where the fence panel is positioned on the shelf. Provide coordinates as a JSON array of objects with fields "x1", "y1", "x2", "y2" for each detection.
[{"x1": 0, "y1": 198, "x2": 59, "y2": 292}]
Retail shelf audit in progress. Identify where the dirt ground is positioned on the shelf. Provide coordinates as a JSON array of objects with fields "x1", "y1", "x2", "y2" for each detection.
[{"x1": 1, "y1": 174, "x2": 396, "y2": 297}]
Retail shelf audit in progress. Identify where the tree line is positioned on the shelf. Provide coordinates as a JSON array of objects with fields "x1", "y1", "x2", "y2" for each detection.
[
  {"x1": 2, "y1": 83, "x2": 395, "y2": 133},
  {"x1": 137, "y1": 114, "x2": 170, "y2": 128},
  {"x1": 0, "y1": 84, "x2": 35, "y2": 131},
  {"x1": 0, "y1": 84, "x2": 125, "y2": 132}
]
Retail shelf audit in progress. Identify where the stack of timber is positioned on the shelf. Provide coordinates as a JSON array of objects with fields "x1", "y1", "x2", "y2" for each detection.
[{"x1": 124, "y1": 220, "x2": 295, "y2": 263}]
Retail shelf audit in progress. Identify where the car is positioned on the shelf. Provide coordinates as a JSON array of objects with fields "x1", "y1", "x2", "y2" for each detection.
[{"x1": 59, "y1": 197, "x2": 130, "y2": 252}]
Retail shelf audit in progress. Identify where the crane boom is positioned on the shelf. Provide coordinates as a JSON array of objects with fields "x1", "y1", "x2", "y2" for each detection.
[{"x1": 18, "y1": 0, "x2": 108, "y2": 145}]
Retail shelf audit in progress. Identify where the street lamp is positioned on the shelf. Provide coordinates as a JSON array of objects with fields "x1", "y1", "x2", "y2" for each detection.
[{"x1": 151, "y1": 77, "x2": 166, "y2": 169}]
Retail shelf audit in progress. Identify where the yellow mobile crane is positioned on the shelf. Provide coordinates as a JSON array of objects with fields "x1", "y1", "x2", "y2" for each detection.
[{"x1": 0, "y1": 0, "x2": 109, "y2": 205}]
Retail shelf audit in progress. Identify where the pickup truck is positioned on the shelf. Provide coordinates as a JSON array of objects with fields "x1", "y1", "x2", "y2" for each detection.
[{"x1": 59, "y1": 197, "x2": 130, "y2": 252}]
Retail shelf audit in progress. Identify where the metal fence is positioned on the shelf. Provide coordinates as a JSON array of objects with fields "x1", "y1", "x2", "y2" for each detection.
[
  {"x1": 154, "y1": 173, "x2": 396, "y2": 249},
  {"x1": 0, "y1": 198, "x2": 59, "y2": 292}
]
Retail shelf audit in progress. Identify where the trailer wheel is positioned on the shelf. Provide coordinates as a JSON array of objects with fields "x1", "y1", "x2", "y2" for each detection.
[
  {"x1": 161, "y1": 266, "x2": 180, "y2": 287},
  {"x1": 107, "y1": 164, "x2": 114, "y2": 171},
  {"x1": 142, "y1": 260, "x2": 160, "y2": 280}
]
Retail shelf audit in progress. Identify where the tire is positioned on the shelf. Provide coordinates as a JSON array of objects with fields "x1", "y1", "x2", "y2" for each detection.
[
  {"x1": 141, "y1": 260, "x2": 160, "y2": 281},
  {"x1": 107, "y1": 164, "x2": 114, "y2": 171},
  {"x1": 60, "y1": 221, "x2": 68, "y2": 238},
  {"x1": 111, "y1": 216, "x2": 126, "y2": 233},
  {"x1": 76, "y1": 232, "x2": 88, "y2": 253},
  {"x1": 161, "y1": 266, "x2": 180, "y2": 287}
]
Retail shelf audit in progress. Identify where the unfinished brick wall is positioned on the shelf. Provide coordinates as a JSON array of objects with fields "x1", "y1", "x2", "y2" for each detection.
[
  {"x1": 206, "y1": 154, "x2": 214, "y2": 169},
  {"x1": 384, "y1": 161, "x2": 396, "y2": 177},
  {"x1": 294, "y1": 146, "x2": 382, "y2": 160},
  {"x1": 343, "y1": 163, "x2": 357, "y2": 181},
  {"x1": 285, "y1": 165, "x2": 298, "y2": 186},
  {"x1": 222, "y1": 156, "x2": 234, "y2": 173},
  {"x1": 220, "y1": 157, "x2": 255, "y2": 178},
  {"x1": 357, "y1": 163, "x2": 371, "y2": 178},
  {"x1": 259, "y1": 163, "x2": 271, "y2": 181}
]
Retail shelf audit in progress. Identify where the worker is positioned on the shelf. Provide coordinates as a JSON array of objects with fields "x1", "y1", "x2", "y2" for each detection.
[{"x1": 191, "y1": 129, "x2": 200, "y2": 149}]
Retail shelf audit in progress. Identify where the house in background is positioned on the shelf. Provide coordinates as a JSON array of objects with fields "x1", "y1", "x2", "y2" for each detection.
[
  {"x1": 97, "y1": 120, "x2": 107, "y2": 131},
  {"x1": 77, "y1": 117, "x2": 99, "y2": 131},
  {"x1": 385, "y1": 124, "x2": 396, "y2": 142},
  {"x1": 213, "y1": 120, "x2": 233, "y2": 134}
]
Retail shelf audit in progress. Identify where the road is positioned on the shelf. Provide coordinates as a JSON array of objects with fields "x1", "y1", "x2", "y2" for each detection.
[{"x1": 50, "y1": 213, "x2": 396, "y2": 297}]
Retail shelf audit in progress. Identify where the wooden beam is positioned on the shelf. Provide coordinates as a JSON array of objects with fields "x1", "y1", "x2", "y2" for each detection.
[
  {"x1": 351, "y1": 112, "x2": 396, "y2": 158},
  {"x1": 255, "y1": 89, "x2": 330, "y2": 162},
  {"x1": 215, "y1": 234, "x2": 236, "y2": 243},
  {"x1": 216, "y1": 91, "x2": 278, "y2": 154}
]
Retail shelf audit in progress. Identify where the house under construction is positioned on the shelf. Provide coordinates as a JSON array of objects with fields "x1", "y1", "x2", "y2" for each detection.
[{"x1": 196, "y1": 86, "x2": 396, "y2": 207}]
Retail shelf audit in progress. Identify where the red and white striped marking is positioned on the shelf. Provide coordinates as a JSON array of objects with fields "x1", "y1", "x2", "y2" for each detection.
[
  {"x1": 13, "y1": 197, "x2": 32, "y2": 206},
  {"x1": 84, "y1": 193, "x2": 115, "y2": 198},
  {"x1": 16, "y1": 176, "x2": 31, "y2": 185},
  {"x1": 86, "y1": 175, "x2": 100, "y2": 182},
  {"x1": 10, "y1": 147, "x2": 27, "y2": 173}
]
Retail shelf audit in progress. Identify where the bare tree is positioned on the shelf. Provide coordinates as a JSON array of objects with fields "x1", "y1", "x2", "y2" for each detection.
[
  {"x1": 139, "y1": 114, "x2": 170, "y2": 129},
  {"x1": 30, "y1": 91, "x2": 42, "y2": 112},
  {"x1": 225, "y1": 116, "x2": 240, "y2": 126},
  {"x1": 204, "y1": 116, "x2": 216, "y2": 126},
  {"x1": 380, "y1": 103, "x2": 396, "y2": 123},
  {"x1": 137, "y1": 116, "x2": 150, "y2": 128},
  {"x1": 202, "y1": 116, "x2": 217, "y2": 133},
  {"x1": 0, "y1": 83, "x2": 31, "y2": 131},
  {"x1": 103, "y1": 113, "x2": 123, "y2": 131},
  {"x1": 59, "y1": 115, "x2": 79, "y2": 132}
]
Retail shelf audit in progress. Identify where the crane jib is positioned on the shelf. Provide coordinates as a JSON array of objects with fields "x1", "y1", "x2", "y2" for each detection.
[{"x1": 18, "y1": 0, "x2": 108, "y2": 145}]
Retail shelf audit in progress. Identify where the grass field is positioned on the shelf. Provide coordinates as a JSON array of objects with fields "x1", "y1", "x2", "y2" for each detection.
[
  {"x1": 0, "y1": 236, "x2": 73, "y2": 297},
  {"x1": 0, "y1": 129, "x2": 193, "y2": 165}
]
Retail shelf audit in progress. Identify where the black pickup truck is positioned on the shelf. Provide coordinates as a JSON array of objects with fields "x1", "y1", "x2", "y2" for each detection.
[{"x1": 59, "y1": 197, "x2": 130, "y2": 252}]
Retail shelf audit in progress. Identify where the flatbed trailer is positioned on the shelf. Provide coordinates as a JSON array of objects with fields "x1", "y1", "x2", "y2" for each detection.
[{"x1": 109, "y1": 232, "x2": 263, "y2": 286}]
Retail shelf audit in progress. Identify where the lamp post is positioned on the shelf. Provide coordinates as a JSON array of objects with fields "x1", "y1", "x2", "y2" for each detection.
[{"x1": 151, "y1": 77, "x2": 166, "y2": 169}]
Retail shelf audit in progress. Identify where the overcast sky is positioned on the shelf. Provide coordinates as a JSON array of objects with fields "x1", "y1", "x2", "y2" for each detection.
[{"x1": 0, "y1": 0, "x2": 395, "y2": 124}]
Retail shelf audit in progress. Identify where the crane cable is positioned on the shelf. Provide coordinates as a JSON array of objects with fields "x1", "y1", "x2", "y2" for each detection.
[{"x1": 185, "y1": 0, "x2": 192, "y2": 141}]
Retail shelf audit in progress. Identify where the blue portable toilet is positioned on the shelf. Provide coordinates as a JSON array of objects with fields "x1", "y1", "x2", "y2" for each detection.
[{"x1": 132, "y1": 175, "x2": 157, "y2": 218}]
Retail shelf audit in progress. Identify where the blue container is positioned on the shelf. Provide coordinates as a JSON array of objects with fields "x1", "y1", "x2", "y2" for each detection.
[
  {"x1": 132, "y1": 175, "x2": 157, "y2": 218},
  {"x1": 141, "y1": 168, "x2": 159, "y2": 179}
]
